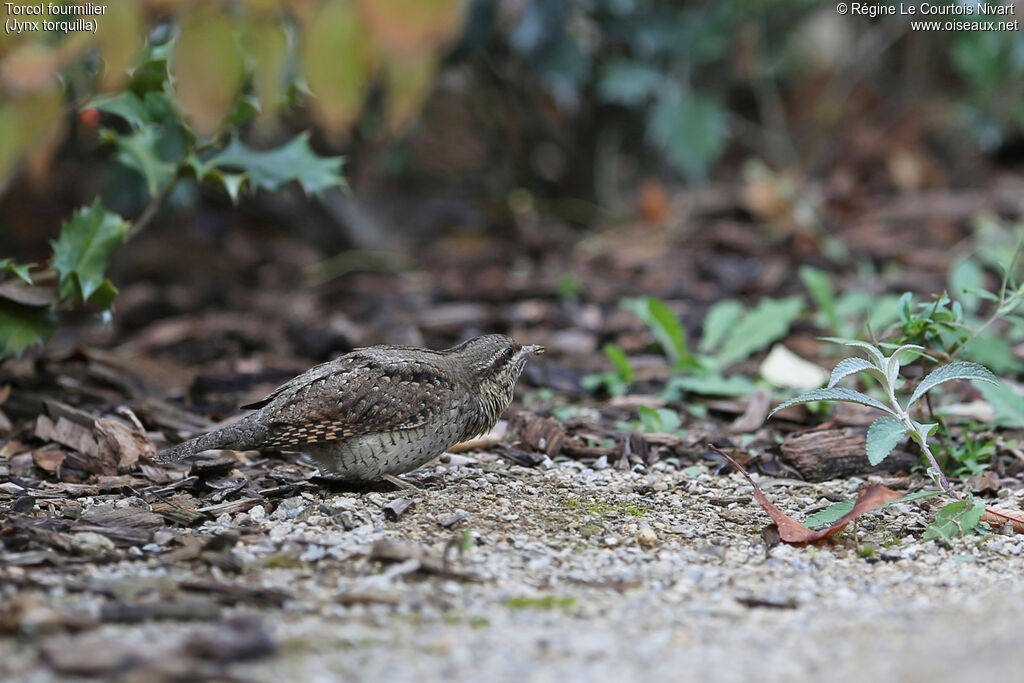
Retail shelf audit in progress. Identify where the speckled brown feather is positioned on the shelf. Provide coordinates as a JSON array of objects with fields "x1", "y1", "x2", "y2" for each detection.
[{"x1": 156, "y1": 335, "x2": 543, "y2": 481}]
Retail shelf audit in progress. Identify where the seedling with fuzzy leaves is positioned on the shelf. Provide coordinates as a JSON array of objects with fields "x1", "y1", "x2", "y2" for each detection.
[{"x1": 768, "y1": 339, "x2": 999, "y2": 495}]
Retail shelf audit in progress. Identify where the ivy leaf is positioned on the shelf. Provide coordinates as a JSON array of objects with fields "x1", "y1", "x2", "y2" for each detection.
[
  {"x1": 769, "y1": 387, "x2": 897, "y2": 419},
  {"x1": 202, "y1": 134, "x2": 345, "y2": 196},
  {"x1": 714, "y1": 296, "x2": 803, "y2": 368},
  {"x1": 866, "y1": 416, "x2": 907, "y2": 465},
  {"x1": 50, "y1": 200, "x2": 130, "y2": 304},
  {"x1": 106, "y1": 127, "x2": 177, "y2": 197},
  {"x1": 0, "y1": 300, "x2": 57, "y2": 358},
  {"x1": 0, "y1": 258, "x2": 33, "y2": 285},
  {"x1": 907, "y1": 361, "x2": 1000, "y2": 407}
]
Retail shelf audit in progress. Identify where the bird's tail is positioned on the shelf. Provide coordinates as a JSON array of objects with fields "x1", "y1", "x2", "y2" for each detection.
[{"x1": 156, "y1": 429, "x2": 235, "y2": 464}]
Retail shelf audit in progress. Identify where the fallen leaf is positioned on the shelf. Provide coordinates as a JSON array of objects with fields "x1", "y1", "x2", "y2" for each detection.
[
  {"x1": 710, "y1": 444, "x2": 903, "y2": 545},
  {"x1": 982, "y1": 507, "x2": 1024, "y2": 534}
]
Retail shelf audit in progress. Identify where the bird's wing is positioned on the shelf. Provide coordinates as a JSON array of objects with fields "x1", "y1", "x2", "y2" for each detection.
[{"x1": 251, "y1": 353, "x2": 459, "y2": 449}]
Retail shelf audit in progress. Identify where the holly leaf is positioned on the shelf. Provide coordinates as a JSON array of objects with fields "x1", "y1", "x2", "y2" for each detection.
[
  {"x1": 106, "y1": 127, "x2": 177, "y2": 197},
  {"x1": 88, "y1": 91, "x2": 151, "y2": 129},
  {"x1": 50, "y1": 200, "x2": 130, "y2": 304},
  {"x1": 0, "y1": 300, "x2": 57, "y2": 358},
  {"x1": 0, "y1": 258, "x2": 33, "y2": 284},
  {"x1": 202, "y1": 134, "x2": 345, "y2": 196}
]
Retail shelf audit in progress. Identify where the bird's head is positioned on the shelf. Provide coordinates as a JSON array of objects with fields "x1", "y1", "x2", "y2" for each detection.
[{"x1": 453, "y1": 334, "x2": 544, "y2": 391}]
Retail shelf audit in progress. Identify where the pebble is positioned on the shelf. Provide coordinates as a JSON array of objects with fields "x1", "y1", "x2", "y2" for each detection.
[
  {"x1": 70, "y1": 531, "x2": 115, "y2": 557},
  {"x1": 636, "y1": 527, "x2": 659, "y2": 550}
]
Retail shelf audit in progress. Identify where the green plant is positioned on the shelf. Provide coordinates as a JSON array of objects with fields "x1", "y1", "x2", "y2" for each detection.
[
  {"x1": 933, "y1": 422, "x2": 995, "y2": 478},
  {"x1": 581, "y1": 343, "x2": 634, "y2": 397},
  {"x1": 1, "y1": 2, "x2": 468, "y2": 360},
  {"x1": 637, "y1": 406, "x2": 681, "y2": 434},
  {"x1": 0, "y1": 38, "x2": 345, "y2": 359},
  {"x1": 800, "y1": 265, "x2": 901, "y2": 339},
  {"x1": 769, "y1": 339, "x2": 999, "y2": 496},
  {"x1": 619, "y1": 295, "x2": 803, "y2": 399}
]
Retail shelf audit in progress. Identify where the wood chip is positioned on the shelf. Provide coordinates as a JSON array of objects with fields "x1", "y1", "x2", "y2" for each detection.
[
  {"x1": 509, "y1": 411, "x2": 566, "y2": 457},
  {"x1": 383, "y1": 497, "x2": 415, "y2": 521}
]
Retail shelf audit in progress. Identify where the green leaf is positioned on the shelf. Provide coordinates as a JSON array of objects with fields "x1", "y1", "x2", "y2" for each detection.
[
  {"x1": 597, "y1": 60, "x2": 665, "y2": 106},
  {"x1": 662, "y1": 373, "x2": 754, "y2": 399},
  {"x1": 648, "y1": 89, "x2": 728, "y2": 181},
  {"x1": 877, "y1": 489, "x2": 943, "y2": 509},
  {"x1": 924, "y1": 499, "x2": 986, "y2": 540},
  {"x1": 646, "y1": 298, "x2": 691, "y2": 369},
  {"x1": 906, "y1": 361, "x2": 1000, "y2": 407},
  {"x1": 820, "y1": 337, "x2": 887, "y2": 369},
  {"x1": 108, "y1": 127, "x2": 177, "y2": 197},
  {"x1": 714, "y1": 296, "x2": 803, "y2": 368},
  {"x1": 769, "y1": 387, "x2": 897, "y2": 418},
  {"x1": 603, "y1": 343, "x2": 634, "y2": 382},
  {"x1": 883, "y1": 344, "x2": 925, "y2": 390},
  {"x1": 0, "y1": 258, "x2": 33, "y2": 285},
  {"x1": 202, "y1": 134, "x2": 345, "y2": 196},
  {"x1": 638, "y1": 406, "x2": 681, "y2": 433},
  {"x1": 949, "y1": 256, "x2": 986, "y2": 314},
  {"x1": 50, "y1": 200, "x2": 130, "y2": 304},
  {"x1": 88, "y1": 91, "x2": 151, "y2": 129},
  {"x1": 866, "y1": 416, "x2": 908, "y2": 465},
  {"x1": 804, "y1": 500, "x2": 854, "y2": 528},
  {"x1": 0, "y1": 300, "x2": 57, "y2": 358},
  {"x1": 799, "y1": 265, "x2": 836, "y2": 331},
  {"x1": 86, "y1": 279, "x2": 119, "y2": 309},
  {"x1": 828, "y1": 357, "x2": 883, "y2": 388},
  {"x1": 978, "y1": 382, "x2": 1024, "y2": 428},
  {"x1": 699, "y1": 299, "x2": 743, "y2": 353},
  {"x1": 909, "y1": 420, "x2": 938, "y2": 446}
]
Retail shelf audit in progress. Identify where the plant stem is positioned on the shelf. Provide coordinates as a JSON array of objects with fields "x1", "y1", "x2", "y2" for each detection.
[
  {"x1": 950, "y1": 229, "x2": 1024, "y2": 360},
  {"x1": 127, "y1": 175, "x2": 180, "y2": 240},
  {"x1": 887, "y1": 384, "x2": 958, "y2": 499}
]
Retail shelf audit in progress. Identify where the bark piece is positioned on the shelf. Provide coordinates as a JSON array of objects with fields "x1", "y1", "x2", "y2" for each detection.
[
  {"x1": 779, "y1": 428, "x2": 919, "y2": 482},
  {"x1": 509, "y1": 411, "x2": 566, "y2": 457}
]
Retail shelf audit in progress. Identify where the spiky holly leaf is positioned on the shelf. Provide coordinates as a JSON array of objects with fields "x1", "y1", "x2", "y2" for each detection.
[
  {"x1": 0, "y1": 300, "x2": 57, "y2": 358},
  {"x1": 200, "y1": 134, "x2": 345, "y2": 197},
  {"x1": 50, "y1": 200, "x2": 129, "y2": 305}
]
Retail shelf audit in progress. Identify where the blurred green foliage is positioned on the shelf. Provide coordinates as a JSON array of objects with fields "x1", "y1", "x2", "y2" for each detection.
[{"x1": 453, "y1": 0, "x2": 1024, "y2": 191}]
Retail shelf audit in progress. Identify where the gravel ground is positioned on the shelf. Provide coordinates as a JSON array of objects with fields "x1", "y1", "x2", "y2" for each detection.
[{"x1": 3, "y1": 454, "x2": 1024, "y2": 682}]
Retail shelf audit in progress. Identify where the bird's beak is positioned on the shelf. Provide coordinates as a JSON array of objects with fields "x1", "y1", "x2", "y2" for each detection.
[{"x1": 522, "y1": 345, "x2": 545, "y2": 357}]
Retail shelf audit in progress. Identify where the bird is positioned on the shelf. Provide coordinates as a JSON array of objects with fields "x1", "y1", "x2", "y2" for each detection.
[{"x1": 156, "y1": 334, "x2": 544, "y2": 482}]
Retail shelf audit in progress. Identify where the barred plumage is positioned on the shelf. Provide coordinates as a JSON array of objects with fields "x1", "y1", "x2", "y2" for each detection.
[{"x1": 156, "y1": 335, "x2": 543, "y2": 481}]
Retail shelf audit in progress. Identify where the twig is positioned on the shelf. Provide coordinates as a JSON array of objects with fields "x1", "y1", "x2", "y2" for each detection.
[{"x1": 127, "y1": 175, "x2": 181, "y2": 240}]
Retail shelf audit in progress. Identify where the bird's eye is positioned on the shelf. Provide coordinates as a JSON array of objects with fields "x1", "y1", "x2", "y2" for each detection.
[{"x1": 504, "y1": 347, "x2": 516, "y2": 360}]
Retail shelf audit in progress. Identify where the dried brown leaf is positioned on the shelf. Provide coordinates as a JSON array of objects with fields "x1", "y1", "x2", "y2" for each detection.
[{"x1": 710, "y1": 444, "x2": 903, "y2": 545}]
